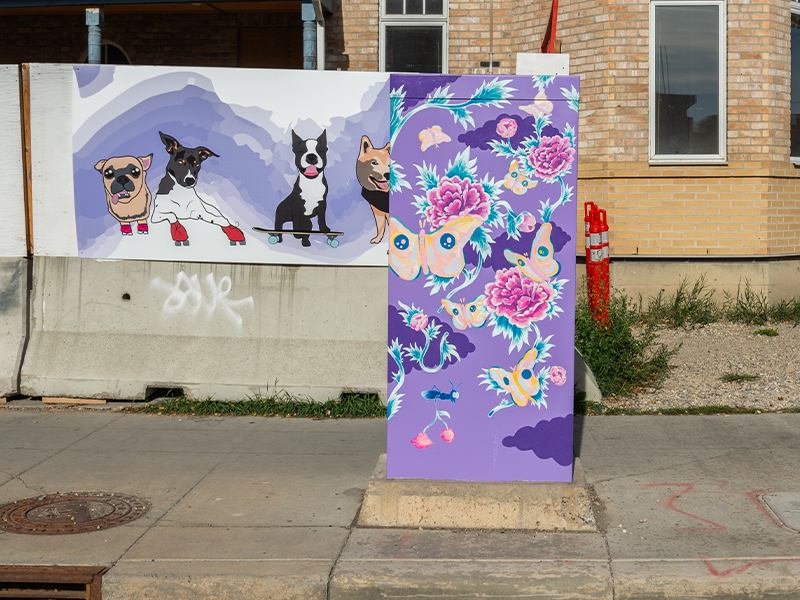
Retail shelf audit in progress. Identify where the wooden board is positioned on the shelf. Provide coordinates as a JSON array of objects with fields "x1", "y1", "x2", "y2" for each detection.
[{"x1": 42, "y1": 397, "x2": 106, "y2": 405}]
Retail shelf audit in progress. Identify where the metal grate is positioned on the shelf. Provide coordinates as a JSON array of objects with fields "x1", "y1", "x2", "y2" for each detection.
[{"x1": 0, "y1": 566, "x2": 106, "y2": 600}]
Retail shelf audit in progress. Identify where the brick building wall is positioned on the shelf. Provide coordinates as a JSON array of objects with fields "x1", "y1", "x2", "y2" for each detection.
[{"x1": 553, "y1": 0, "x2": 800, "y2": 257}]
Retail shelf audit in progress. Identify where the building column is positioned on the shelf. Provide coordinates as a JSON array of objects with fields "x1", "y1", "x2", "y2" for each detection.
[
  {"x1": 85, "y1": 7, "x2": 104, "y2": 65},
  {"x1": 302, "y1": 2, "x2": 317, "y2": 70}
]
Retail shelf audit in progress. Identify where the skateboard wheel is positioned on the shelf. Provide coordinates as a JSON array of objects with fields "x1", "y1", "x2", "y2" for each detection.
[
  {"x1": 327, "y1": 238, "x2": 339, "y2": 248},
  {"x1": 268, "y1": 235, "x2": 280, "y2": 245}
]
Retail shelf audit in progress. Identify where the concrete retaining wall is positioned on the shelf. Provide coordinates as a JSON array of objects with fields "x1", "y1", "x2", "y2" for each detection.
[
  {"x1": 0, "y1": 65, "x2": 28, "y2": 398},
  {"x1": 21, "y1": 257, "x2": 387, "y2": 401}
]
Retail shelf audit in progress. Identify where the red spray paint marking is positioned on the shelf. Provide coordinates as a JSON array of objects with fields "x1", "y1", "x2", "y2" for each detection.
[
  {"x1": 644, "y1": 483, "x2": 726, "y2": 531},
  {"x1": 703, "y1": 558, "x2": 800, "y2": 578}
]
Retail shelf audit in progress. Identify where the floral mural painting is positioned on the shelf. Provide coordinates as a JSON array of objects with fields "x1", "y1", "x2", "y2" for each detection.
[{"x1": 387, "y1": 73, "x2": 578, "y2": 483}]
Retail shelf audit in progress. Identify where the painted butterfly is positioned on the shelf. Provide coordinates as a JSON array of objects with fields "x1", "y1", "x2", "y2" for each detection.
[
  {"x1": 388, "y1": 215, "x2": 483, "y2": 281},
  {"x1": 504, "y1": 222, "x2": 561, "y2": 282},
  {"x1": 503, "y1": 160, "x2": 536, "y2": 195},
  {"x1": 419, "y1": 125, "x2": 451, "y2": 151},
  {"x1": 441, "y1": 295, "x2": 489, "y2": 330},
  {"x1": 486, "y1": 347, "x2": 543, "y2": 413},
  {"x1": 519, "y1": 89, "x2": 554, "y2": 119}
]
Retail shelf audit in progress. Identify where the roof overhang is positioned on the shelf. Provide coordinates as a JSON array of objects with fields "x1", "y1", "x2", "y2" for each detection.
[{"x1": 0, "y1": 0, "x2": 334, "y2": 15}]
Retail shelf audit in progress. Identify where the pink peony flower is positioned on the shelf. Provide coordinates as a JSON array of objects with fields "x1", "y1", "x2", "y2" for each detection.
[
  {"x1": 496, "y1": 118, "x2": 518, "y2": 139},
  {"x1": 528, "y1": 135, "x2": 575, "y2": 181},
  {"x1": 441, "y1": 428, "x2": 455, "y2": 443},
  {"x1": 411, "y1": 432, "x2": 433, "y2": 449},
  {"x1": 425, "y1": 176, "x2": 491, "y2": 229},
  {"x1": 409, "y1": 312, "x2": 429, "y2": 332},
  {"x1": 484, "y1": 267, "x2": 558, "y2": 327},
  {"x1": 549, "y1": 366, "x2": 567, "y2": 386}
]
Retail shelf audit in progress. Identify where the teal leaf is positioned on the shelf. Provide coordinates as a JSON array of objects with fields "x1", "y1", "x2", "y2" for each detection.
[
  {"x1": 532, "y1": 75, "x2": 556, "y2": 91},
  {"x1": 390, "y1": 86, "x2": 406, "y2": 131},
  {"x1": 415, "y1": 161, "x2": 439, "y2": 191},
  {"x1": 412, "y1": 194, "x2": 430, "y2": 217},
  {"x1": 449, "y1": 106, "x2": 474, "y2": 129},
  {"x1": 560, "y1": 85, "x2": 580, "y2": 112},
  {"x1": 446, "y1": 148, "x2": 478, "y2": 181},
  {"x1": 488, "y1": 139, "x2": 518, "y2": 159},
  {"x1": 427, "y1": 85, "x2": 454, "y2": 105},
  {"x1": 469, "y1": 225, "x2": 493, "y2": 260},
  {"x1": 390, "y1": 162, "x2": 412, "y2": 193},
  {"x1": 424, "y1": 274, "x2": 455, "y2": 294},
  {"x1": 471, "y1": 77, "x2": 515, "y2": 107}
]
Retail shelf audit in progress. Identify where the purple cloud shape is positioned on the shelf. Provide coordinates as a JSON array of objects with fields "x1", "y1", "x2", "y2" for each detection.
[
  {"x1": 391, "y1": 75, "x2": 461, "y2": 110},
  {"x1": 457, "y1": 114, "x2": 562, "y2": 152},
  {"x1": 502, "y1": 416, "x2": 573, "y2": 466},
  {"x1": 388, "y1": 304, "x2": 476, "y2": 379},
  {"x1": 464, "y1": 221, "x2": 571, "y2": 271}
]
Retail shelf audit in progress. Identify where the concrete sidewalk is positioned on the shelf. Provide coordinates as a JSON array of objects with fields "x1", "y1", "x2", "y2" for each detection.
[{"x1": 1, "y1": 406, "x2": 799, "y2": 599}]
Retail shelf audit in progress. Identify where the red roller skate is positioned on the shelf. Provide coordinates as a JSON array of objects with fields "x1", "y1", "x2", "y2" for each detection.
[
  {"x1": 171, "y1": 222, "x2": 189, "y2": 246},
  {"x1": 222, "y1": 225, "x2": 246, "y2": 246}
]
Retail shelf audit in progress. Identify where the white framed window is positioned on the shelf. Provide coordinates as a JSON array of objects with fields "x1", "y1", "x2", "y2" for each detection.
[
  {"x1": 791, "y1": 2, "x2": 800, "y2": 164},
  {"x1": 380, "y1": 0, "x2": 448, "y2": 73},
  {"x1": 649, "y1": 0, "x2": 726, "y2": 164}
]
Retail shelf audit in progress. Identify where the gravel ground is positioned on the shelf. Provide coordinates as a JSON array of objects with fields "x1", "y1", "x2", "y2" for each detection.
[{"x1": 615, "y1": 322, "x2": 800, "y2": 411}]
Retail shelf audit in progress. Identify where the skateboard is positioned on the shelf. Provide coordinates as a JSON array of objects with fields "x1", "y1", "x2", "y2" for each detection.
[{"x1": 252, "y1": 227, "x2": 344, "y2": 247}]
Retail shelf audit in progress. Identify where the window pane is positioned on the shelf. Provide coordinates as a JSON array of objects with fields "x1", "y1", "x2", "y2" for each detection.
[
  {"x1": 385, "y1": 26, "x2": 443, "y2": 73},
  {"x1": 654, "y1": 5, "x2": 719, "y2": 155},
  {"x1": 406, "y1": 0, "x2": 423, "y2": 14},
  {"x1": 386, "y1": 0, "x2": 403, "y2": 14},
  {"x1": 792, "y1": 12, "x2": 800, "y2": 157},
  {"x1": 426, "y1": 0, "x2": 443, "y2": 15}
]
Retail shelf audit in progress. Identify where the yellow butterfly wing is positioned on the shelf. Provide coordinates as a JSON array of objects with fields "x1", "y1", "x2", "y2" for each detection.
[
  {"x1": 503, "y1": 160, "x2": 535, "y2": 195},
  {"x1": 419, "y1": 128, "x2": 435, "y2": 151},
  {"x1": 431, "y1": 125, "x2": 451, "y2": 144},
  {"x1": 388, "y1": 217, "x2": 421, "y2": 281},
  {"x1": 502, "y1": 223, "x2": 560, "y2": 282},
  {"x1": 511, "y1": 349, "x2": 540, "y2": 404},
  {"x1": 441, "y1": 298, "x2": 469, "y2": 330},
  {"x1": 424, "y1": 214, "x2": 483, "y2": 280},
  {"x1": 464, "y1": 295, "x2": 489, "y2": 328},
  {"x1": 488, "y1": 367, "x2": 530, "y2": 407},
  {"x1": 530, "y1": 223, "x2": 560, "y2": 279}
]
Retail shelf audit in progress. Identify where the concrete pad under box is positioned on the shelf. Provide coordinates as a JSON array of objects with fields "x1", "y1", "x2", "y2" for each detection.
[{"x1": 358, "y1": 454, "x2": 596, "y2": 531}]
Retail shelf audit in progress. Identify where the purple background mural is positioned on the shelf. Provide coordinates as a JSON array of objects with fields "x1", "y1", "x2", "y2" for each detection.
[
  {"x1": 387, "y1": 73, "x2": 579, "y2": 482},
  {"x1": 72, "y1": 66, "x2": 390, "y2": 265}
]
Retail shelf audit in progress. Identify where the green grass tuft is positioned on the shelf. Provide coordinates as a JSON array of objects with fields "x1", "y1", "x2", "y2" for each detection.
[
  {"x1": 642, "y1": 275, "x2": 718, "y2": 329},
  {"x1": 575, "y1": 287, "x2": 680, "y2": 399},
  {"x1": 575, "y1": 403, "x2": 799, "y2": 416},
  {"x1": 126, "y1": 391, "x2": 386, "y2": 419},
  {"x1": 718, "y1": 365, "x2": 760, "y2": 383},
  {"x1": 753, "y1": 328, "x2": 779, "y2": 337}
]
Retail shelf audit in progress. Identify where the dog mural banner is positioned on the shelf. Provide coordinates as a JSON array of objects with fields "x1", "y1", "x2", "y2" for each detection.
[
  {"x1": 72, "y1": 66, "x2": 390, "y2": 265},
  {"x1": 386, "y1": 73, "x2": 579, "y2": 482}
]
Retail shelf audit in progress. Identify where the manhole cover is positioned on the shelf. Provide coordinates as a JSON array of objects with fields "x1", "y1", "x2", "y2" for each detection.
[
  {"x1": 0, "y1": 491, "x2": 150, "y2": 535},
  {"x1": 761, "y1": 492, "x2": 800, "y2": 532}
]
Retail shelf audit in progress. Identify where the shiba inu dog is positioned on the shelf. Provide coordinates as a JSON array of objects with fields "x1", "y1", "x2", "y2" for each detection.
[{"x1": 356, "y1": 135, "x2": 390, "y2": 244}]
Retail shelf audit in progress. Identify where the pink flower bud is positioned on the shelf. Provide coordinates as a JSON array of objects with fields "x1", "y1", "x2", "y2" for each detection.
[
  {"x1": 441, "y1": 428, "x2": 455, "y2": 443},
  {"x1": 519, "y1": 212, "x2": 537, "y2": 233},
  {"x1": 549, "y1": 366, "x2": 567, "y2": 386},
  {"x1": 496, "y1": 118, "x2": 518, "y2": 139},
  {"x1": 409, "y1": 312, "x2": 429, "y2": 331},
  {"x1": 411, "y1": 432, "x2": 434, "y2": 449}
]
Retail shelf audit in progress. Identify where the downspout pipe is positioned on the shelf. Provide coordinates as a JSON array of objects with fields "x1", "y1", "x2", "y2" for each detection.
[
  {"x1": 86, "y1": 7, "x2": 104, "y2": 64},
  {"x1": 302, "y1": 2, "x2": 317, "y2": 70}
]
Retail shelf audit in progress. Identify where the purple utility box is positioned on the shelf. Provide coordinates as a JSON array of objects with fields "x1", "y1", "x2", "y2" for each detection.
[{"x1": 386, "y1": 73, "x2": 579, "y2": 482}]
